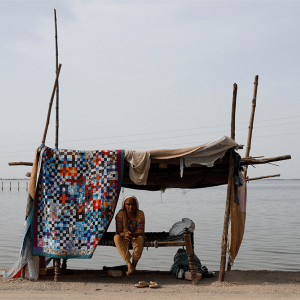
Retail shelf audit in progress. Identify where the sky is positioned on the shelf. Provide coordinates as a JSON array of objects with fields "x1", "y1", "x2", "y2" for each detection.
[{"x1": 0, "y1": 0, "x2": 299, "y2": 179}]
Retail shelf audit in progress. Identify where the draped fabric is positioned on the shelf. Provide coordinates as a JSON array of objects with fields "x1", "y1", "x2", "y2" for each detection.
[
  {"x1": 227, "y1": 174, "x2": 247, "y2": 264},
  {"x1": 31, "y1": 147, "x2": 124, "y2": 259},
  {"x1": 1, "y1": 149, "x2": 41, "y2": 278}
]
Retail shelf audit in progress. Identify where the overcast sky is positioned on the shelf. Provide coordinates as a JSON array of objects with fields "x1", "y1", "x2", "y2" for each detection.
[{"x1": 0, "y1": 0, "x2": 299, "y2": 179}]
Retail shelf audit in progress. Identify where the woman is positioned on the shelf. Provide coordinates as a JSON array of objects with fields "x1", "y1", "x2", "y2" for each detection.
[{"x1": 114, "y1": 195, "x2": 145, "y2": 276}]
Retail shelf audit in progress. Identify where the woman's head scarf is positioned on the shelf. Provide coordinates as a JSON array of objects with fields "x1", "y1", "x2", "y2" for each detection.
[{"x1": 121, "y1": 195, "x2": 139, "y2": 210}]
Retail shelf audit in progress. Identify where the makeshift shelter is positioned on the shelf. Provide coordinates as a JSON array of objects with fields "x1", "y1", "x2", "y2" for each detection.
[{"x1": 6, "y1": 72, "x2": 291, "y2": 284}]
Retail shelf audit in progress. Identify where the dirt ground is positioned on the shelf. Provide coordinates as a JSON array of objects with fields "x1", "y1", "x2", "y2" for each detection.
[{"x1": 1, "y1": 269, "x2": 300, "y2": 299}]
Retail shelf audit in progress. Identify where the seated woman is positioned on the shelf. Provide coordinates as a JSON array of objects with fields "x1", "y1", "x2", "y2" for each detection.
[{"x1": 114, "y1": 195, "x2": 145, "y2": 276}]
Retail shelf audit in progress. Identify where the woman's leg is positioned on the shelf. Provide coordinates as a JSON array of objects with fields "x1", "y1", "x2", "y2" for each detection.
[
  {"x1": 113, "y1": 235, "x2": 131, "y2": 262},
  {"x1": 131, "y1": 236, "x2": 144, "y2": 273},
  {"x1": 113, "y1": 235, "x2": 133, "y2": 276}
]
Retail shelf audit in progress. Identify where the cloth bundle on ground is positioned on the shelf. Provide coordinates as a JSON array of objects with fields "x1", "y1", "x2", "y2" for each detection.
[
  {"x1": 2, "y1": 147, "x2": 124, "y2": 278},
  {"x1": 170, "y1": 248, "x2": 202, "y2": 275}
]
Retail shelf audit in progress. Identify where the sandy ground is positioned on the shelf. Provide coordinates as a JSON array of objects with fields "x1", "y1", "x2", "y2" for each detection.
[{"x1": 1, "y1": 269, "x2": 300, "y2": 300}]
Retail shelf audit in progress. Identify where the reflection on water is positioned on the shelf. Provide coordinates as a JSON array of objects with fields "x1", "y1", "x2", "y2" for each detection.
[{"x1": 0, "y1": 180, "x2": 299, "y2": 272}]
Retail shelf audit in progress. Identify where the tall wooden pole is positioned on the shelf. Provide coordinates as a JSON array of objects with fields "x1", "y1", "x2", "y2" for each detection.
[
  {"x1": 227, "y1": 83, "x2": 237, "y2": 272},
  {"x1": 54, "y1": 9, "x2": 59, "y2": 149},
  {"x1": 219, "y1": 83, "x2": 237, "y2": 282},
  {"x1": 41, "y1": 64, "x2": 62, "y2": 144},
  {"x1": 244, "y1": 75, "x2": 259, "y2": 178},
  {"x1": 54, "y1": 8, "x2": 64, "y2": 276},
  {"x1": 231, "y1": 83, "x2": 237, "y2": 141}
]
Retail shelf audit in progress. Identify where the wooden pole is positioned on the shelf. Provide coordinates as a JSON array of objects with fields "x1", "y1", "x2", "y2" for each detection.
[
  {"x1": 54, "y1": 9, "x2": 59, "y2": 149},
  {"x1": 231, "y1": 83, "x2": 237, "y2": 140},
  {"x1": 247, "y1": 174, "x2": 280, "y2": 181},
  {"x1": 219, "y1": 83, "x2": 238, "y2": 280},
  {"x1": 241, "y1": 155, "x2": 291, "y2": 166},
  {"x1": 42, "y1": 63, "x2": 62, "y2": 145},
  {"x1": 53, "y1": 9, "x2": 64, "y2": 273},
  {"x1": 219, "y1": 149, "x2": 234, "y2": 282},
  {"x1": 54, "y1": 258, "x2": 60, "y2": 282},
  {"x1": 244, "y1": 75, "x2": 259, "y2": 178},
  {"x1": 8, "y1": 162, "x2": 33, "y2": 166},
  {"x1": 183, "y1": 228, "x2": 198, "y2": 285}
]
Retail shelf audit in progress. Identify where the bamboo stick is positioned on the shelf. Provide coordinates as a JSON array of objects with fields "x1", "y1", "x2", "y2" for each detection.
[
  {"x1": 231, "y1": 83, "x2": 237, "y2": 140},
  {"x1": 219, "y1": 149, "x2": 234, "y2": 282},
  {"x1": 226, "y1": 83, "x2": 237, "y2": 272},
  {"x1": 42, "y1": 63, "x2": 62, "y2": 145},
  {"x1": 244, "y1": 75, "x2": 259, "y2": 178},
  {"x1": 247, "y1": 174, "x2": 280, "y2": 181},
  {"x1": 54, "y1": 9, "x2": 59, "y2": 149},
  {"x1": 241, "y1": 155, "x2": 291, "y2": 165},
  {"x1": 8, "y1": 162, "x2": 33, "y2": 166}
]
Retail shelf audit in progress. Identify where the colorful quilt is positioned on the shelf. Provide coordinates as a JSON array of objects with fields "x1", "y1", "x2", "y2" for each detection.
[{"x1": 31, "y1": 147, "x2": 124, "y2": 259}]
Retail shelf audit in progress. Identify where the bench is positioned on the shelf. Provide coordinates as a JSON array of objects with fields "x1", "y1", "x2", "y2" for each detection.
[{"x1": 54, "y1": 228, "x2": 198, "y2": 284}]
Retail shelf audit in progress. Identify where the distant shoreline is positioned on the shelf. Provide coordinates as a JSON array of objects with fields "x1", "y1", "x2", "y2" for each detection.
[
  {"x1": 0, "y1": 178, "x2": 300, "y2": 180},
  {"x1": 0, "y1": 178, "x2": 29, "y2": 180}
]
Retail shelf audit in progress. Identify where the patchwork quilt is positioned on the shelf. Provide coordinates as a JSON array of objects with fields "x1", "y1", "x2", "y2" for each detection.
[{"x1": 31, "y1": 147, "x2": 124, "y2": 259}]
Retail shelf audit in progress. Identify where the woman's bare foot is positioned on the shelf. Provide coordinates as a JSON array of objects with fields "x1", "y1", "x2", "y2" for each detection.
[
  {"x1": 132, "y1": 259, "x2": 139, "y2": 270},
  {"x1": 126, "y1": 261, "x2": 134, "y2": 277}
]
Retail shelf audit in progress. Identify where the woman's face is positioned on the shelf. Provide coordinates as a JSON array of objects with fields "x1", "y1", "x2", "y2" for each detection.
[{"x1": 125, "y1": 198, "x2": 137, "y2": 214}]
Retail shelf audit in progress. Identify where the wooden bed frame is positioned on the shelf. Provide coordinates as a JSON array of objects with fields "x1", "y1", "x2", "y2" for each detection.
[{"x1": 55, "y1": 228, "x2": 198, "y2": 284}]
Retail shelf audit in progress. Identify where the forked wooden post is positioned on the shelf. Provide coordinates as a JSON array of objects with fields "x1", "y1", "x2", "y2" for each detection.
[
  {"x1": 219, "y1": 83, "x2": 237, "y2": 281},
  {"x1": 244, "y1": 75, "x2": 259, "y2": 178},
  {"x1": 183, "y1": 228, "x2": 198, "y2": 284}
]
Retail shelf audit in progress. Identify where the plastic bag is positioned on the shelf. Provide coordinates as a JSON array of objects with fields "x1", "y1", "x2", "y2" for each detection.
[
  {"x1": 169, "y1": 218, "x2": 195, "y2": 236},
  {"x1": 25, "y1": 256, "x2": 39, "y2": 281}
]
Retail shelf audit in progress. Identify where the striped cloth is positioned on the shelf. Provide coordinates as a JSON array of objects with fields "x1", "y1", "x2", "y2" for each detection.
[{"x1": 115, "y1": 210, "x2": 145, "y2": 233}]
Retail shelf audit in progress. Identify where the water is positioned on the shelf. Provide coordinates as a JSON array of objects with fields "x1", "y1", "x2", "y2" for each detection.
[{"x1": 0, "y1": 180, "x2": 299, "y2": 272}]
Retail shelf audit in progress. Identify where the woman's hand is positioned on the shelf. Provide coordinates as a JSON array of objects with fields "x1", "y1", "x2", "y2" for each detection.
[{"x1": 124, "y1": 231, "x2": 132, "y2": 242}]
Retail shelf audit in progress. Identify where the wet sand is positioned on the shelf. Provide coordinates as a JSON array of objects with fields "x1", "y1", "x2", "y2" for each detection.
[{"x1": 1, "y1": 269, "x2": 300, "y2": 299}]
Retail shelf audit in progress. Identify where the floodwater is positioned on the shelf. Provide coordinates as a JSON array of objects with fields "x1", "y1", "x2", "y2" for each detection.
[{"x1": 0, "y1": 180, "x2": 299, "y2": 272}]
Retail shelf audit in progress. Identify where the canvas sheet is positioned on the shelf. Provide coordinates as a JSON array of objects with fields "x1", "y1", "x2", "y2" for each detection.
[
  {"x1": 31, "y1": 148, "x2": 124, "y2": 259},
  {"x1": 125, "y1": 136, "x2": 238, "y2": 185}
]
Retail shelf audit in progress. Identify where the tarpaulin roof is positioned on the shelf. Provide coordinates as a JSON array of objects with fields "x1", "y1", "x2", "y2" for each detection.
[{"x1": 122, "y1": 136, "x2": 238, "y2": 191}]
